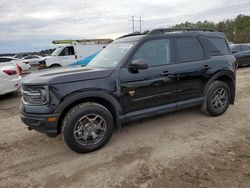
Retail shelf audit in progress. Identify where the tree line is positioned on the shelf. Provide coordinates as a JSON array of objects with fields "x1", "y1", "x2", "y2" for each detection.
[
  {"x1": 171, "y1": 14, "x2": 250, "y2": 43},
  {"x1": 119, "y1": 14, "x2": 250, "y2": 43}
]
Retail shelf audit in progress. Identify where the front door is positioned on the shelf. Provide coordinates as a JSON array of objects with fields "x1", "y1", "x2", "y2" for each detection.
[
  {"x1": 59, "y1": 46, "x2": 76, "y2": 66},
  {"x1": 119, "y1": 38, "x2": 178, "y2": 113}
]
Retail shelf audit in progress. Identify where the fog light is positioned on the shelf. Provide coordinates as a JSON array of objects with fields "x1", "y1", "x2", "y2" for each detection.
[{"x1": 48, "y1": 117, "x2": 57, "y2": 122}]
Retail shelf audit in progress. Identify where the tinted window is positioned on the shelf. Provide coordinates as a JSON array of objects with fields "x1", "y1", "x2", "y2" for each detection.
[
  {"x1": 0, "y1": 58, "x2": 12, "y2": 63},
  {"x1": 59, "y1": 46, "x2": 75, "y2": 56},
  {"x1": 30, "y1": 55, "x2": 39, "y2": 59},
  {"x1": 208, "y1": 38, "x2": 230, "y2": 55},
  {"x1": 132, "y1": 39, "x2": 171, "y2": 67},
  {"x1": 176, "y1": 37, "x2": 205, "y2": 62},
  {"x1": 242, "y1": 45, "x2": 250, "y2": 51}
]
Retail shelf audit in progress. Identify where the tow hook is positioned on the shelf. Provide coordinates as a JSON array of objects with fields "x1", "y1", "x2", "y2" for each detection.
[{"x1": 28, "y1": 127, "x2": 33, "y2": 131}]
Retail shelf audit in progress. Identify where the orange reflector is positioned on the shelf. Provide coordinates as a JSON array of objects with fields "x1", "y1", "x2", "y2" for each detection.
[{"x1": 48, "y1": 117, "x2": 57, "y2": 122}]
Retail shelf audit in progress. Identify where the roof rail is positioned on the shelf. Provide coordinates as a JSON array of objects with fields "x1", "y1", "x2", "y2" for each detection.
[
  {"x1": 118, "y1": 32, "x2": 145, "y2": 39},
  {"x1": 52, "y1": 39, "x2": 113, "y2": 45},
  {"x1": 148, "y1": 28, "x2": 215, "y2": 35}
]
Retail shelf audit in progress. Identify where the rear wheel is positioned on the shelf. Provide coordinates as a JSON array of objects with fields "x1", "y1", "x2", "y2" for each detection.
[
  {"x1": 62, "y1": 102, "x2": 114, "y2": 153},
  {"x1": 202, "y1": 81, "x2": 231, "y2": 116}
]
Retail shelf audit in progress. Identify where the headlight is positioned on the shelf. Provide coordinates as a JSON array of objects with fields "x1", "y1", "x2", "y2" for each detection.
[{"x1": 21, "y1": 86, "x2": 49, "y2": 105}]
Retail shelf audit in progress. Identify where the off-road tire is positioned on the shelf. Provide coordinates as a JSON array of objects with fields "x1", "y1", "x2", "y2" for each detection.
[
  {"x1": 62, "y1": 102, "x2": 114, "y2": 153},
  {"x1": 202, "y1": 81, "x2": 231, "y2": 116}
]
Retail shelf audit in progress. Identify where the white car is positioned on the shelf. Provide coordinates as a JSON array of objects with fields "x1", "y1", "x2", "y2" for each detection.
[
  {"x1": 0, "y1": 65, "x2": 22, "y2": 95},
  {"x1": 22, "y1": 55, "x2": 43, "y2": 65},
  {"x1": 0, "y1": 56, "x2": 30, "y2": 72}
]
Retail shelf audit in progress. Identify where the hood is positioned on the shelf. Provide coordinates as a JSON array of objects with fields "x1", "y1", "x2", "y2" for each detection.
[
  {"x1": 43, "y1": 56, "x2": 57, "y2": 62},
  {"x1": 22, "y1": 66, "x2": 113, "y2": 85}
]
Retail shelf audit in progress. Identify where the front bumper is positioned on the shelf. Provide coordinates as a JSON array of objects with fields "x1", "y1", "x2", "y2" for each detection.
[
  {"x1": 38, "y1": 60, "x2": 48, "y2": 70},
  {"x1": 21, "y1": 111, "x2": 61, "y2": 137}
]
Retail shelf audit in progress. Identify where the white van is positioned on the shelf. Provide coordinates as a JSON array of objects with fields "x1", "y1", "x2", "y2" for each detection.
[{"x1": 39, "y1": 39, "x2": 112, "y2": 68}]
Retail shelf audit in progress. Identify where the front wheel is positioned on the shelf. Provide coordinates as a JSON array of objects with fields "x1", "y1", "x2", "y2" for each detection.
[
  {"x1": 62, "y1": 102, "x2": 114, "y2": 153},
  {"x1": 50, "y1": 64, "x2": 61, "y2": 68},
  {"x1": 202, "y1": 81, "x2": 231, "y2": 116}
]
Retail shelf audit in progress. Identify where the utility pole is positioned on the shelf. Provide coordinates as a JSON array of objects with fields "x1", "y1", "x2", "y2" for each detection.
[
  {"x1": 139, "y1": 16, "x2": 142, "y2": 33},
  {"x1": 132, "y1": 16, "x2": 135, "y2": 33},
  {"x1": 129, "y1": 16, "x2": 144, "y2": 33},
  {"x1": 129, "y1": 16, "x2": 135, "y2": 33}
]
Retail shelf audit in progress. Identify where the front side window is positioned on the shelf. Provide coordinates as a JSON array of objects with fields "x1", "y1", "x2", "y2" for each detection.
[
  {"x1": 132, "y1": 39, "x2": 171, "y2": 67},
  {"x1": 176, "y1": 37, "x2": 205, "y2": 62},
  {"x1": 59, "y1": 46, "x2": 75, "y2": 56}
]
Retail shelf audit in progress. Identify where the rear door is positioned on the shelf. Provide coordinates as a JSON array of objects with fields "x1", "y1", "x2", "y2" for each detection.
[
  {"x1": 172, "y1": 37, "x2": 209, "y2": 104},
  {"x1": 59, "y1": 46, "x2": 77, "y2": 66}
]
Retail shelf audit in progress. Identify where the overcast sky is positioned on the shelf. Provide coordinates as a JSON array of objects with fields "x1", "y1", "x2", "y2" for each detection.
[{"x1": 0, "y1": 0, "x2": 250, "y2": 53}]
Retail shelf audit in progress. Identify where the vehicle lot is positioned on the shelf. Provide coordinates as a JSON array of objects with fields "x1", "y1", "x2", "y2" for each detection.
[{"x1": 0, "y1": 67, "x2": 250, "y2": 187}]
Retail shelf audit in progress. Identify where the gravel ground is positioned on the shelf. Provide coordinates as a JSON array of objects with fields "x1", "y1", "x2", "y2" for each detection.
[{"x1": 0, "y1": 67, "x2": 250, "y2": 188}]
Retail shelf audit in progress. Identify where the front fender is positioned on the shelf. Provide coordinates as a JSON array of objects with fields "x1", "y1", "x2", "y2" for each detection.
[{"x1": 54, "y1": 90, "x2": 123, "y2": 116}]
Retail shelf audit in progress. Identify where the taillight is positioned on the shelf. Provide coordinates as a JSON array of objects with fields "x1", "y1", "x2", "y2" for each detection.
[{"x1": 3, "y1": 70, "x2": 17, "y2": 75}]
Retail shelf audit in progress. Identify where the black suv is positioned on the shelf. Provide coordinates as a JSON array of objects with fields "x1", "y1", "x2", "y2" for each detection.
[{"x1": 21, "y1": 29, "x2": 237, "y2": 153}]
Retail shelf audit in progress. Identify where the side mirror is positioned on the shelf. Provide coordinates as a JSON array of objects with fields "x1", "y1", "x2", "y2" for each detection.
[{"x1": 129, "y1": 59, "x2": 148, "y2": 71}]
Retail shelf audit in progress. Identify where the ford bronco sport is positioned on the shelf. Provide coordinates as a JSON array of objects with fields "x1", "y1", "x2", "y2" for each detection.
[{"x1": 21, "y1": 29, "x2": 237, "y2": 153}]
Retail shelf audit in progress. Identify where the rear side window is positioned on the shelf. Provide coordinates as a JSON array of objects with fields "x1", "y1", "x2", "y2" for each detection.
[
  {"x1": 207, "y1": 37, "x2": 230, "y2": 55},
  {"x1": 175, "y1": 37, "x2": 205, "y2": 62}
]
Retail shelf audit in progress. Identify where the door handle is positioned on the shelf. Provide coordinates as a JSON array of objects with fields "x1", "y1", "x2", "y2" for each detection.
[
  {"x1": 202, "y1": 65, "x2": 211, "y2": 70},
  {"x1": 161, "y1": 71, "x2": 174, "y2": 76}
]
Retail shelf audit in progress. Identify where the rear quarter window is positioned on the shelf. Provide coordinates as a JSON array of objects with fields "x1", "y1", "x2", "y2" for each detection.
[{"x1": 207, "y1": 37, "x2": 230, "y2": 55}]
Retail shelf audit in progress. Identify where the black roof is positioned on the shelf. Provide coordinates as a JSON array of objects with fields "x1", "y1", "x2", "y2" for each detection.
[{"x1": 115, "y1": 29, "x2": 226, "y2": 43}]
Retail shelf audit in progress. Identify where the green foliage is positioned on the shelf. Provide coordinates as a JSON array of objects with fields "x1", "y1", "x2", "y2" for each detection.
[{"x1": 171, "y1": 14, "x2": 250, "y2": 43}]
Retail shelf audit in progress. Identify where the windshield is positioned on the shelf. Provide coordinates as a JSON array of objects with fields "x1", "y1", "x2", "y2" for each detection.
[
  {"x1": 50, "y1": 46, "x2": 63, "y2": 56},
  {"x1": 86, "y1": 42, "x2": 134, "y2": 69}
]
